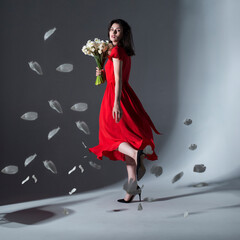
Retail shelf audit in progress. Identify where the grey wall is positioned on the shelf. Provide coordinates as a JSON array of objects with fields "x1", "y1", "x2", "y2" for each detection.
[
  {"x1": 156, "y1": 0, "x2": 240, "y2": 184},
  {"x1": 0, "y1": 0, "x2": 178, "y2": 205}
]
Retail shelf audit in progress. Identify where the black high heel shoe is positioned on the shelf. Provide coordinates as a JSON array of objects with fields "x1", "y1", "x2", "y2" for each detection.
[
  {"x1": 117, "y1": 186, "x2": 142, "y2": 203},
  {"x1": 136, "y1": 150, "x2": 146, "y2": 181}
]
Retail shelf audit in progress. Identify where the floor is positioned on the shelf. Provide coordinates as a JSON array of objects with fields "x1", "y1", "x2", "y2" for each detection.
[{"x1": 1, "y1": 175, "x2": 240, "y2": 240}]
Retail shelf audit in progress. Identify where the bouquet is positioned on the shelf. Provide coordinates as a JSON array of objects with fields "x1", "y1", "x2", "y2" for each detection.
[{"x1": 82, "y1": 38, "x2": 113, "y2": 85}]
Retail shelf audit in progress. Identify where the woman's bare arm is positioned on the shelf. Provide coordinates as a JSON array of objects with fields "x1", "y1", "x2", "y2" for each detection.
[{"x1": 112, "y1": 58, "x2": 123, "y2": 123}]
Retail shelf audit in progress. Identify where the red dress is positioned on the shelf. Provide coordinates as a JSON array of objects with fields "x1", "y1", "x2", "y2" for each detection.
[{"x1": 89, "y1": 45, "x2": 161, "y2": 161}]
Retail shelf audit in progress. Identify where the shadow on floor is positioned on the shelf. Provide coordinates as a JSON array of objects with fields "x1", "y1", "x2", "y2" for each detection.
[
  {"x1": 152, "y1": 175, "x2": 240, "y2": 203},
  {"x1": 0, "y1": 195, "x2": 98, "y2": 227}
]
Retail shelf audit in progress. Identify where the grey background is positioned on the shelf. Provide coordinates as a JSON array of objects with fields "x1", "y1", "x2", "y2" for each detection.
[{"x1": 0, "y1": 0, "x2": 178, "y2": 205}]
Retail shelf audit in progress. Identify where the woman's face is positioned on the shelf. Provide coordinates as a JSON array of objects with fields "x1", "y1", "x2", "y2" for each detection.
[{"x1": 109, "y1": 23, "x2": 123, "y2": 46}]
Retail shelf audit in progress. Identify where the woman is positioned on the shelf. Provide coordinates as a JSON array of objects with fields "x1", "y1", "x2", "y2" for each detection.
[{"x1": 89, "y1": 19, "x2": 161, "y2": 203}]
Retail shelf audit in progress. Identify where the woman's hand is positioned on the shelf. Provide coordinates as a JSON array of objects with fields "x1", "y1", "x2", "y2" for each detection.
[
  {"x1": 112, "y1": 102, "x2": 122, "y2": 123},
  {"x1": 96, "y1": 67, "x2": 103, "y2": 76}
]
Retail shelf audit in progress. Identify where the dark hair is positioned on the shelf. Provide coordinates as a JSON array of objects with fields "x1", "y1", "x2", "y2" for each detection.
[{"x1": 108, "y1": 19, "x2": 135, "y2": 56}]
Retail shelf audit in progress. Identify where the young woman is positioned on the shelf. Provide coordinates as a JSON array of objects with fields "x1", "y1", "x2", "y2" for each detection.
[{"x1": 89, "y1": 19, "x2": 161, "y2": 203}]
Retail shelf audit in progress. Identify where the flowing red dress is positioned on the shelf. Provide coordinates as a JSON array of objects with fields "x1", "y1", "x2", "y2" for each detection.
[{"x1": 89, "y1": 45, "x2": 161, "y2": 161}]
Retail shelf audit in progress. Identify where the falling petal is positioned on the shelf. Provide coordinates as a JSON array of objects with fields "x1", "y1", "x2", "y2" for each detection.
[
  {"x1": 21, "y1": 112, "x2": 38, "y2": 121},
  {"x1": 150, "y1": 165, "x2": 163, "y2": 177},
  {"x1": 82, "y1": 141, "x2": 87, "y2": 148},
  {"x1": 79, "y1": 165, "x2": 84, "y2": 173},
  {"x1": 83, "y1": 155, "x2": 87, "y2": 158},
  {"x1": 138, "y1": 203, "x2": 143, "y2": 211},
  {"x1": 48, "y1": 100, "x2": 63, "y2": 113},
  {"x1": 184, "y1": 118, "x2": 192, "y2": 125},
  {"x1": 89, "y1": 161, "x2": 101, "y2": 170},
  {"x1": 56, "y1": 64, "x2": 73, "y2": 72},
  {"x1": 76, "y1": 121, "x2": 90, "y2": 135},
  {"x1": 44, "y1": 27, "x2": 56, "y2": 41},
  {"x1": 21, "y1": 176, "x2": 30, "y2": 185},
  {"x1": 172, "y1": 171, "x2": 184, "y2": 183},
  {"x1": 123, "y1": 178, "x2": 141, "y2": 195},
  {"x1": 32, "y1": 175, "x2": 37, "y2": 183},
  {"x1": 193, "y1": 164, "x2": 206, "y2": 173},
  {"x1": 184, "y1": 211, "x2": 189, "y2": 218},
  {"x1": 43, "y1": 160, "x2": 57, "y2": 174},
  {"x1": 68, "y1": 166, "x2": 76, "y2": 175},
  {"x1": 24, "y1": 153, "x2": 37, "y2": 167},
  {"x1": 71, "y1": 103, "x2": 88, "y2": 112},
  {"x1": 189, "y1": 144, "x2": 197, "y2": 150},
  {"x1": 48, "y1": 127, "x2": 61, "y2": 140},
  {"x1": 1, "y1": 165, "x2": 18, "y2": 174},
  {"x1": 143, "y1": 145, "x2": 153, "y2": 155},
  {"x1": 192, "y1": 182, "x2": 208, "y2": 187},
  {"x1": 28, "y1": 61, "x2": 43, "y2": 75},
  {"x1": 69, "y1": 188, "x2": 76, "y2": 195},
  {"x1": 63, "y1": 208, "x2": 69, "y2": 215}
]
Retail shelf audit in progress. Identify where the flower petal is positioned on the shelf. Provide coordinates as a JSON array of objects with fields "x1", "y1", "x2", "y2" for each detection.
[
  {"x1": 21, "y1": 112, "x2": 38, "y2": 121},
  {"x1": 75, "y1": 121, "x2": 90, "y2": 135},
  {"x1": 70, "y1": 103, "x2": 88, "y2": 112},
  {"x1": 1, "y1": 165, "x2": 18, "y2": 174},
  {"x1": 28, "y1": 61, "x2": 43, "y2": 75},
  {"x1": 44, "y1": 27, "x2": 56, "y2": 41},
  {"x1": 56, "y1": 64, "x2": 73, "y2": 72},
  {"x1": 43, "y1": 160, "x2": 57, "y2": 174},
  {"x1": 48, "y1": 100, "x2": 63, "y2": 113}
]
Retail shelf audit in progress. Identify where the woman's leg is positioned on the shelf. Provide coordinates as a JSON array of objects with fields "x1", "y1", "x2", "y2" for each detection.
[
  {"x1": 117, "y1": 142, "x2": 138, "y2": 164},
  {"x1": 124, "y1": 155, "x2": 137, "y2": 201}
]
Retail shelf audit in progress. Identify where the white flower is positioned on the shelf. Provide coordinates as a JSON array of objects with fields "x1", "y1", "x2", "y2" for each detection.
[{"x1": 94, "y1": 38, "x2": 101, "y2": 43}]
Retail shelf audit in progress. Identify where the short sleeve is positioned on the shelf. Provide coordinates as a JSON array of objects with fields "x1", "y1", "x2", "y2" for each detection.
[{"x1": 108, "y1": 46, "x2": 123, "y2": 60}]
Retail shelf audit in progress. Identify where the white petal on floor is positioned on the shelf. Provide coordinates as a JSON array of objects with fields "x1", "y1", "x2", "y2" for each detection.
[
  {"x1": 24, "y1": 153, "x2": 37, "y2": 167},
  {"x1": 21, "y1": 176, "x2": 30, "y2": 185},
  {"x1": 48, "y1": 100, "x2": 63, "y2": 113},
  {"x1": 82, "y1": 141, "x2": 87, "y2": 148},
  {"x1": 138, "y1": 203, "x2": 143, "y2": 211},
  {"x1": 43, "y1": 160, "x2": 57, "y2": 174},
  {"x1": 44, "y1": 27, "x2": 56, "y2": 41},
  {"x1": 1, "y1": 165, "x2": 18, "y2": 174},
  {"x1": 89, "y1": 161, "x2": 101, "y2": 170},
  {"x1": 150, "y1": 165, "x2": 163, "y2": 177},
  {"x1": 193, "y1": 164, "x2": 206, "y2": 173},
  {"x1": 69, "y1": 188, "x2": 76, "y2": 195},
  {"x1": 21, "y1": 112, "x2": 38, "y2": 121},
  {"x1": 79, "y1": 165, "x2": 84, "y2": 173},
  {"x1": 172, "y1": 171, "x2": 184, "y2": 183},
  {"x1": 48, "y1": 127, "x2": 60, "y2": 140},
  {"x1": 70, "y1": 103, "x2": 88, "y2": 112},
  {"x1": 68, "y1": 166, "x2": 76, "y2": 175},
  {"x1": 63, "y1": 208, "x2": 69, "y2": 215},
  {"x1": 184, "y1": 211, "x2": 189, "y2": 218},
  {"x1": 56, "y1": 64, "x2": 73, "y2": 72},
  {"x1": 32, "y1": 175, "x2": 37, "y2": 183},
  {"x1": 184, "y1": 118, "x2": 192, "y2": 125},
  {"x1": 143, "y1": 145, "x2": 153, "y2": 155},
  {"x1": 189, "y1": 144, "x2": 197, "y2": 150},
  {"x1": 75, "y1": 121, "x2": 90, "y2": 135},
  {"x1": 83, "y1": 155, "x2": 87, "y2": 158},
  {"x1": 28, "y1": 61, "x2": 43, "y2": 75}
]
